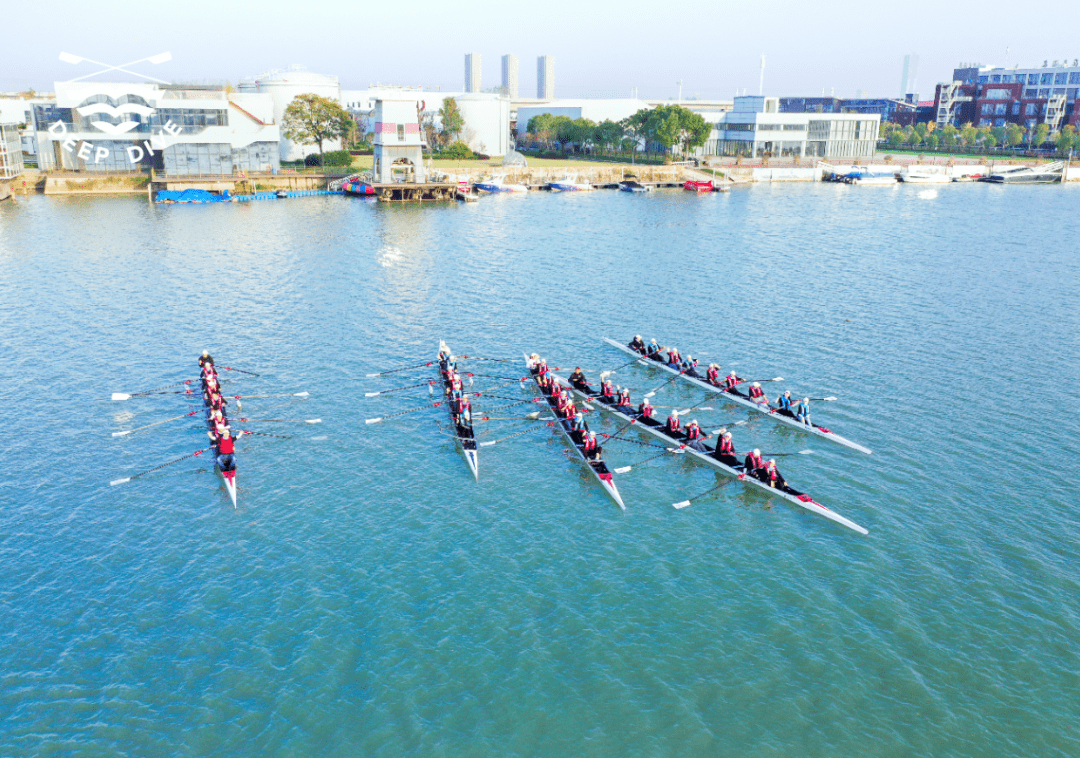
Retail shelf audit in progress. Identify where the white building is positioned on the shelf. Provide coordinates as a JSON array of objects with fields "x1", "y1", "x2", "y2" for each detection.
[
  {"x1": 700, "y1": 96, "x2": 879, "y2": 159},
  {"x1": 372, "y1": 98, "x2": 426, "y2": 183},
  {"x1": 465, "y1": 54, "x2": 481, "y2": 93},
  {"x1": 537, "y1": 56, "x2": 555, "y2": 99},
  {"x1": 33, "y1": 81, "x2": 280, "y2": 174},
  {"x1": 501, "y1": 54, "x2": 519, "y2": 99},
  {"x1": 238, "y1": 66, "x2": 341, "y2": 161},
  {"x1": 1, "y1": 122, "x2": 23, "y2": 180},
  {"x1": 340, "y1": 88, "x2": 511, "y2": 157}
]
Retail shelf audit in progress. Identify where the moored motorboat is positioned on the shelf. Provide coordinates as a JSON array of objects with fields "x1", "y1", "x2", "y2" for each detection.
[
  {"x1": 985, "y1": 162, "x2": 1063, "y2": 184},
  {"x1": 845, "y1": 168, "x2": 897, "y2": 185},
  {"x1": 555, "y1": 373, "x2": 866, "y2": 534},
  {"x1": 548, "y1": 174, "x2": 593, "y2": 191},
  {"x1": 438, "y1": 341, "x2": 479, "y2": 480},
  {"x1": 618, "y1": 180, "x2": 650, "y2": 192},
  {"x1": 901, "y1": 169, "x2": 952, "y2": 184},
  {"x1": 525, "y1": 354, "x2": 624, "y2": 509},
  {"x1": 603, "y1": 337, "x2": 872, "y2": 455},
  {"x1": 683, "y1": 179, "x2": 713, "y2": 192},
  {"x1": 475, "y1": 176, "x2": 529, "y2": 193}
]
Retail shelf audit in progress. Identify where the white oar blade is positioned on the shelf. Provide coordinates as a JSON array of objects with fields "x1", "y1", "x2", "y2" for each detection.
[
  {"x1": 109, "y1": 477, "x2": 131, "y2": 486},
  {"x1": 799, "y1": 449, "x2": 814, "y2": 454},
  {"x1": 823, "y1": 397, "x2": 837, "y2": 402},
  {"x1": 479, "y1": 441, "x2": 496, "y2": 447},
  {"x1": 772, "y1": 377, "x2": 784, "y2": 382},
  {"x1": 525, "y1": 412, "x2": 540, "y2": 420},
  {"x1": 306, "y1": 419, "x2": 322, "y2": 424},
  {"x1": 365, "y1": 373, "x2": 380, "y2": 378},
  {"x1": 668, "y1": 448, "x2": 685, "y2": 454},
  {"x1": 672, "y1": 500, "x2": 691, "y2": 509},
  {"x1": 294, "y1": 392, "x2": 309, "y2": 397},
  {"x1": 59, "y1": 51, "x2": 83, "y2": 64},
  {"x1": 614, "y1": 466, "x2": 632, "y2": 474},
  {"x1": 364, "y1": 417, "x2": 382, "y2": 425},
  {"x1": 148, "y1": 51, "x2": 172, "y2": 64},
  {"x1": 364, "y1": 391, "x2": 380, "y2": 397},
  {"x1": 111, "y1": 430, "x2": 131, "y2": 437},
  {"x1": 111, "y1": 393, "x2": 131, "y2": 401}
]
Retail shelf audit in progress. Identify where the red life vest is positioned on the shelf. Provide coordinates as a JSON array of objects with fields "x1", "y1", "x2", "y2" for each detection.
[
  {"x1": 749, "y1": 386, "x2": 764, "y2": 399},
  {"x1": 686, "y1": 425, "x2": 701, "y2": 440},
  {"x1": 640, "y1": 404, "x2": 654, "y2": 418},
  {"x1": 456, "y1": 398, "x2": 470, "y2": 414},
  {"x1": 747, "y1": 453, "x2": 764, "y2": 470},
  {"x1": 719, "y1": 438, "x2": 734, "y2": 455},
  {"x1": 601, "y1": 383, "x2": 614, "y2": 398},
  {"x1": 666, "y1": 415, "x2": 680, "y2": 432},
  {"x1": 218, "y1": 436, "x2": 235, "y2": 454},
  {"x1": 707, "y1": 368, "x2": 719, "y2": 384},
  {"x1": 583, "y1": 436, "x2": 597, "y2": 452},
  {"x1": 725, "y1": 375, "x2": 740, "y2": 389}
]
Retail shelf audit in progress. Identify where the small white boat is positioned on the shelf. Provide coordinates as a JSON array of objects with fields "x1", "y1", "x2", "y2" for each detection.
[
  {"x1": 846, "y1": 169, "x2": 897, "y2": 186},
  {"x1": 548, "y1": 174, "x2": 593, "y2": 191},
  {"x1": 456, "y1": 181, "x2": 479, "y2": 202},
  {"x1": 475, "y1": 176, "x2": 529, "y2": 193},
  {"x1": 902, "y1": 169, "x2": 952, "y2": 184}
]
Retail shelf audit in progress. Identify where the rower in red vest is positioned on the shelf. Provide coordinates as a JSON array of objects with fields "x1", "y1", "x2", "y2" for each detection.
[
  {"x1": 582, "y1": 431, "x2": 602, "y2": 460},
  {"x1": 638, "y1": 397, "x2": 655, "y2": 418},
  {"x1": 748, "y1": 382, "x2": 768, "y2": 404},
  {"x1": 724, "y1": 370, "x2": 743, "y2": 391},
  {"x1": 555, "y1": 392, "x2": 571, "y2": 416},
  {"x1": 714, "y1": 430, "x2": 738, "y2": 466},
  {"x1": 600, "y1": 378, "x2": 615, "y2": 399},
  {"x1": 536, "y1": 359, "x2": 550, "y2": 379},
  {"x1": 706, "y1": 363, "x2": 722, "y2": 386},
  {"x1": 454, "y1": 393, "x2": 471, "y2": 420},
  {"x1": 683, "y1": 419, "x2": 710, "y2": 451},
  {"x1": 665, "y1": 409, "x2": 681, "y2": 435},
  {"x1": 568, "y1": 408, "x2": 588, "y2": 442},
  {"x1": 667, "y1": 346, "x2": 682, "y2": 368},
  {"x1": 216, "y1": 428, "x2": 243, "y2": 472},
  {"x1": 616, "y1": 387, "x2": 633, "y2": 411},
  {"x1": 743, "y1": 448, "x2": 765, "y2": 475},
  {"x1": 760, "y1": 459, "x2": 788, "y2": 489}
]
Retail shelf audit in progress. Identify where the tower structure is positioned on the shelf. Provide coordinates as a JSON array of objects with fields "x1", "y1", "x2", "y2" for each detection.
[
  {"x1": 465, "y1": 53, "x2": 481, "y2": 93},
  {"x1": 372, "y1": 98, "x2": 426, "y2": 184},
  {"x1": 501, "y1": 54, "x2": 519, "y2": 98},
  {"x1": 537, "y1": 55, "x2": 554, "y2": 99}
]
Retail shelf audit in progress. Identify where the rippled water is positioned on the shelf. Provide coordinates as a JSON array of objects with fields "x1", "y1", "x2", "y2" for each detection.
[{"x1": 1, "y1": 184, "x2": 1078, "y2": 756}]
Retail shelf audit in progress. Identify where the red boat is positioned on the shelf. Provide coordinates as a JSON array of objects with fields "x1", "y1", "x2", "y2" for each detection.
[
  {"x1": 342, "y1": 177, "x2": 375, "y2": 196},
  {"x1": 683, "y1": 180, "x2": 713, "y2": 192}
]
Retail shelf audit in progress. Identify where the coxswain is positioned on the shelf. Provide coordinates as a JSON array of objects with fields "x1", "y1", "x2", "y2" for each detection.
[
  {"x1": 760, "y1": 459, "x2": 788, "y2": 489},
  {"x1": 582, "y1": 431, "x2": 602, "y2": 460},
  {"x1": 683, "y1": 419, "x2": 710, "y2": 451},
  {"x1": 667, "y1": 346, "x2": 682, "y2": 368},
  {"x1": 600, "y1": 378, "x2": 615, "y2": 399},
  {"x1": 714, "y1": 430, "x2": 739, "y2": 466},
  {"x1": 724, "y1": 370, "x2": 743, "y2": 391},
  {"x1": 793, "y1": 397, "x2": 811, "y2": 426},
  {"x1": 743, "y1": 448, "x2": 765, "y2": 475},
  {"x1": 438, "y1": 345, "x2": 451, "y2": 362},
  {"x1": 748, "y1": 382, "x2": 768, "y2": 404},
  {"x1": 569, "y1": 367, "x2": 590, "y2": 391},
  {"x1": 616, "y1": 387, "x2": 633, "y2": 411},
  {"x1": 646, "y1": 339, "x2": 664, "y2": 361},
  {"x1": 638, "y1": 397, "x2": 655, "y2": 419},
  {"x1": 775, "y1": 390, "x2": 794, "y2": 416},
  {"x1": 198, "y1": 351, "x2": 214, "y2": 369},
  {"x1": 665, "y1": 409, "x2": 681, "y2": 435},
  {"x1": 216, "y1": 428, "x2": 240, "y2": 472},
  {"x1": 706, "y1": 363, "x2": 722, "y2": 386},
  {"x1": 629, "y1": 335, "x2": 646, "y2": 354}
]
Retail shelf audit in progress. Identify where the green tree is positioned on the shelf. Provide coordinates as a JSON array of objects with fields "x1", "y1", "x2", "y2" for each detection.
[
  {"x1": 904, "y1": 126, "x2": 920, "y2": 146},
  {"x1": 594, "y1": 120, "x2": 624, "y2": 153},
  {"x1": 990, "y1": 126, "x2": 1006, "y2": 146},
  {"x1": 281, "y1": 93, "x2": 353, "y2": 166},
  {"x1": 553, "y1": 116, "x2": 576, "y2": 146},
  {"x1": 942, "y1": 124, "x2": 959, "y2": 146},
  {"x1": 438, "y1": 97, "x2": 465, "y2": 147},
  {"x1": 887, "y1": 131, "x2": 904, "y2": 148},
  {"x1": 960, "y1": 124, "x2": 977, "y2": 146},
  {"x1": 1034, "y1": 123, "x2": 1049, "y2": 147},
  {"x1": 1055, "y1": 125, "x2": 1076, "y2": 155},
  {"x1": 1005, "y1": 123, "x2": 1024, "y2": 147},
  {"x1": 569, "y1": 118, "x2": 597, "y2": 151},
  {"x1": 925, "y1": 133, "x2": 940, "y2": 150},
  {"x1": 983, "y1": 134, "x2": 998, "y2": 148}
]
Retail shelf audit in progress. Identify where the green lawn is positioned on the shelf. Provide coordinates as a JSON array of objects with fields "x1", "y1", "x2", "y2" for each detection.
[{"x1": 345, "y1": 155, "x2": 651, "y2": 171}]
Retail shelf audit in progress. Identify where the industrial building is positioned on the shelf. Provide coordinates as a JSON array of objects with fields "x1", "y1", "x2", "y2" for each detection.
[
  {"x1": 700, "y1": 96, "x2": 879, "y2": 159},
  {"x1": 934, "y1": 61, "x2": 1080, "y2": 130},
  {"x1": 238, "y1": 66, "x2": 341, "y2": 161},
  {"x1": 33, "y1": 81, "x2": 280, "y2": 175}
]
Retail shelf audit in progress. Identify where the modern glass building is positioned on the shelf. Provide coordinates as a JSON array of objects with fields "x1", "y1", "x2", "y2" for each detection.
[{"x1": 34, "y1": 82, "x2": 280, "y2": 175}]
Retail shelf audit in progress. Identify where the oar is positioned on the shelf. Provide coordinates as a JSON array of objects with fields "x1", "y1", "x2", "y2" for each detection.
[
  {"x1": 462, "y1": 373, "x2": 529, "y2": 381},
  {"x1": 220, "y1": 366, "x2": 260, "y2": 377},
  {"x1": 479, "y1": 423, "x2": 554, "y2": 447},
  {"x1": 603, "y1": 351, "x2": 660, "y2": 374},
  {"x1": 727, "y1": 376, "x2": 784, "y2": 389},
  {"x1": 229, "y1": 392, "x2": 309, "y2": 400},
  {"x1": 365, "y1": 381, "x2": 435, "y2": 397},
  {"x1": 709, "y1": 419, "x2": 748, "y2": 435},
  {"x1": 112, "y1": 409, "x2": 201, "y2": 437},
  {"x1": 239, "y1": 430, "x2": 293, "y2": 439},
  {"x1": 672, "y1": 478, "x2": 736, "y2": 509},
  {"x1": 237, "y1": 417, "x2": 322, "y2": 424},
  {"x1": 808, "y1": 397, "x2": 838, "y2": 402},
  {"x1": 459, "y1": 355, "x2": 516, "y2": 363},
  {"x1": 476, "y1": 412, "x2": 552, "y2": 422},
  {"x1": 643, "y1": 371, "x2": 686, "y2": 398},
  {"x1": 366, "y1": 361, "x2": 435, "y2": 378},
  {"x1": 112, "y1": 379, "x2": 195, "y2": 401},
  {"x1": 763, "y1": 449, "x2": 814, "y2": 457},
  {"x1": 613, "y1": 447, "x2": 685, "y2": 474},
  {"x1": 365, "y1": 400, "x2": 445, "y2": 424},
  {"x1": 110, "y1": 447, "x2": 212, "y2": 486}
]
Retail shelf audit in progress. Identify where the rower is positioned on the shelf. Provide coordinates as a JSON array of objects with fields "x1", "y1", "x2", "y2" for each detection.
[
  {"x1": 208, "y1": 417, "x2": 229, "y2": 442},
  {"x1": 555, "y1": 392, "x2": 572, "y2": 416},
  {"x1": 748, "y1": 382, "x2": 768, "y2": 404},
  {"x1": 638, "y1": 397, "x2": 655, "y2": 419},
  {"x1": 536, "y1": 359, "x2": 550, "y2": 379},
  {"x1": 645, "y1": 339, "x2": 664, "y2": 361},
  {"x1": 616, "y1": 387, "x2": 633, "y2": 411},
  {"x1": 667, "y1": 346, "x2": 682, "y2": 368},
  {"x1": 665, "y1": 409, "x2": 681, "y2": 436},
  {"x1": 706, "y1": 363, "x2": 721, "y2": 386},
  {"x1": 724, "y1": 370, "x2": 743, "y2": 391},
  {"x1": 568, "y1": 408, "x2": 588, "y2": 442},
  {"x1": 793, "y1": 397, "x2": 811, "y2": 426},
  {"x1": 683, "y1": 419, "x2": 710, "y2": 451},
  {"x1": 454, "y1": 393, "x2": 471, "y2": 423},
  {"x1": 445, "y1": 354, "x2": 458, "y2": 373},
  {"x1": 744, "y1": 448, "x2": 765, "y2": 476},
  {"x1": 599, "y1": 378, "x2": 615, "y2": 399},
  {"x1": 582, "y1": 431, "x2": 602, "y2": 461},
  {"x1": 629, "y1": 334, "x2": 646, "y2": 353},
  {"x1": 216, "y1": 428, "x2": 241, "y2": 472},
  {"x1": 198, "y1": 351, "x2": 214, "y2": 369},
  {"x1": 569, "y1": 367, "x2": 590, "y2": 391},
  {"x1": 714, "y1": 430, "x2": 739, "y2": 467},
  {"x1": 682, "y1": 355, "x2": 702, "y2": 378},
  {"x1": 759, "y1": 459, "x2": 788, "y2": 489},
  {"x1": 775, "y1": 390, "x2": 794, "y2": 416}
]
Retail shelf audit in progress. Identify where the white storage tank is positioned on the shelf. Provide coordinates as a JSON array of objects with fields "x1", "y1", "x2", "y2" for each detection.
[{"x1": 239, "y1": 66, "x2": 342, "y2": 162}]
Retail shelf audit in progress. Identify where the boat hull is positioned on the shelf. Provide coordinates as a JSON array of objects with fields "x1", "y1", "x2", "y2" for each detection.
[
  {"x1": 438, "y1": 341, "x2": 480, "y2": 480},
  {"x1": 601, "y1": 337, "x2": 872, "y2": 455}
]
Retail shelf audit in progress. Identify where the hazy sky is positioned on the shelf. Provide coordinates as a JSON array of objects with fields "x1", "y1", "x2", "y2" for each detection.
[{"x1": 5, "y1": 0, "x2": 1078, "y2": 99}]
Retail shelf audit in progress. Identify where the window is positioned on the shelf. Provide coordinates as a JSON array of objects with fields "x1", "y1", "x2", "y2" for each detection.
[
  {"x1": 995, "y1": 118, "x2": 1006, "y2": 127},
  {"x1": 978, "y1": 75, "x2": 989, "y2": 83},
  {"x1": 1026, "y1": 103, "x2": 1037, "y2": 115},
  {"x1": 1012, "y1": 102, "x2": 1020, "y2": 115},
  {"x1": 1055, "y1": 72, "x2": 1068, "y2": 85},
  {"x1": 1028, "y1": 74, "x2": 1039, "y2": 85},
  {"x1": 986, "y1": 88, "x2": 1010, "y2": 99},
  {"x1": 994, "y1": 103, "x2": 1006, "y2": 115},
  {"x1": 981, "y1": 103, "x2": 993, "y2": 114},
  {"x1": 756, "y1": 123, "x2": 783, "y2": 131},
  {"x1": 1041, "y1": 73, "x2": 1053, "y2": 84},
  {"x1": 783, "y1": 123, "x2": 806, "y2": 131},
  {"x1": 991, "y1": 74, "x2": 1002, "y2": 83},
  {"x1": 1070, "y1": 72, "x2": 1080, "y2": 85},
  {"x1": 397, "y1": 124, "x2": 405, "y2": 141},
  {"x1": 1038, "y1": 89, "x2": 1049, "y2": 98}
]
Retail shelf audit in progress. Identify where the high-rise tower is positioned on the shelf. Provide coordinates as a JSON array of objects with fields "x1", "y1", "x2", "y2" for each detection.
[
  {"x1": 501, "y1": 54, "x2": 519, "y2": 98},
  {"x1": 537, "y1": 55, "x2": 554, "y2": 99},
  {"x1": 465, "y1": 53, "x2": 481, "y2": 93}
]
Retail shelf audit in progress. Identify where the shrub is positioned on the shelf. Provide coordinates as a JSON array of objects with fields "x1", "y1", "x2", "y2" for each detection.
[{"x1": 436, "y1": 141, "x2": 476, "y2": 160}]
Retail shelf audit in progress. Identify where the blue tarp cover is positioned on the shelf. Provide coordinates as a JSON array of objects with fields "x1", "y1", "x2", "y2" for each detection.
[{"x1": 155, "y1": 189, "x2": 232, "y2": 203}]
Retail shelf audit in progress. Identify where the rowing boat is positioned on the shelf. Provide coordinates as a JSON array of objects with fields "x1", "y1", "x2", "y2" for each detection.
[
  {"x1": 602, "y1": 337, "x2": 872, "y2": 455},
  {"x1": 201, "y1": 371, "x2": 238, "y2": 506},
  {"x1": 557, "y1": 373, "x2": 867, "y2": 534},
  {"x1": 438, "y1": 341, "x2": 480, "y2": 480},
  {"x1": 525, "y1": 354, "x2": 625, "y2": 510}
]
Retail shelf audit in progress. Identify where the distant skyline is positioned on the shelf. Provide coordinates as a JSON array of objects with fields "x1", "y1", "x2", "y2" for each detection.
[{"x1": 4, "y1": 0, "x2": 1079, "y2": 99}]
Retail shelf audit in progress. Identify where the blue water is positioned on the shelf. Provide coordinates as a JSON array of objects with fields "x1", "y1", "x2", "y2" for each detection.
[{"x1": 1, "y1": 184, "x2": 1078, "y2": 756}]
